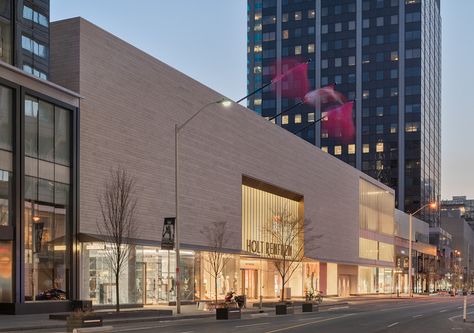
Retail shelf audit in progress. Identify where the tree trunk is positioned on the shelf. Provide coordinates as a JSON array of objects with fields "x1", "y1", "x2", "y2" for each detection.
[
  {"x1": 116, "y1": 272, "x2": 120, "y2": 312},
  {"x1": 281, "y1": 276, "x2": 285, "y2": 302},
  {"x1": 215, "y1": 276, "x2": 218, "y2": 308}
]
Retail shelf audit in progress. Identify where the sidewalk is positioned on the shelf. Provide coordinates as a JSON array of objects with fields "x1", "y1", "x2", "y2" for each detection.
[
  {"x1": 333, "y1": 293, "x2": 433, "y2": 302},
  {"x1": 0, "y1": 304, "x2": 252, "y2": 332},
  {"x1": 0, "y1": 295, "x2": 425, "y2": 332}
]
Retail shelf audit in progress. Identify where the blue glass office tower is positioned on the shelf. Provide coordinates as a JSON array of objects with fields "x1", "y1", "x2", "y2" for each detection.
[{"x1": 247, "y1": 0, "x2": 441, "y2": 225}]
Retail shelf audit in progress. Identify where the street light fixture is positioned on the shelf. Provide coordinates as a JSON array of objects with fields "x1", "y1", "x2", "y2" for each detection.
[
  {"x1": 174, "y1": 97, "x2": 231, "y2": 314},
  {"x1": 408, "y1": 201, "x2": 437, "y2": 297}
]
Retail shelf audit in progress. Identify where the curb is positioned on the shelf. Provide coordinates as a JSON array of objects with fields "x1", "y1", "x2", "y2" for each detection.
[
  {"x1": 0, "y1": 303, "x2": 349, "y2": 332},
  {"x1": 0, "y1": 324, "x2": 66, "y2": 332}
]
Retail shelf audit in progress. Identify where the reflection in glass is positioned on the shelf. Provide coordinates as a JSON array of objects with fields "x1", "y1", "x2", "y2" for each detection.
[
  {"x1": 55, "y1": 107, "x2": 70, "y2": 166},
  {"x1": 25, "y1": 97, "x2": 39, "y2": 158},
  {"x1": 24, "y1": 183, "x2": 69, "y2": 301},
  {"x1": 0, "y1": 170, "x2": 11, "y2": 226},
  {"x1": 81, "y1": 245, "x2": 195, "y2": 305},
  {"x1": 0, "y1": 241, "x2": 12, "y2": 302},
  {"x1": 0, "y1": 86, "x2": 12, "y2": 150},
  {"x1": 38, "y1": 101, "x2": 54, "y2": 162},
  {"x1": 0, "y1": 85, "x2": 12, "y2": 227},
  {"x1": 24, "y1": 95, "x2": 72, "y2": 302}
]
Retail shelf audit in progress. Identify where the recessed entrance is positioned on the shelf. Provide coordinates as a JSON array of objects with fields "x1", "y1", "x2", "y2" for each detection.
[
  {"x1": 241, "y1": 269, "x2": 258, "y2": 299},
  {"x1": 338, "y1": 275, "x2": 351, "y2": 297}
]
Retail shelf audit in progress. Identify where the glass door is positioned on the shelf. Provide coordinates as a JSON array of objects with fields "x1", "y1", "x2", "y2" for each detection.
[{"x1": 241, "y1": 269, "x2": 258, "y2": 299}]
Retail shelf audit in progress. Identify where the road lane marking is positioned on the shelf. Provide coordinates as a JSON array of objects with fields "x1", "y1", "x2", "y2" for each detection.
[
  {"x1": 440, "y1": 309, "x2": 447, "y2": 313},
  {"x1": 387, "y1": 322, "x2": 399, "y2": 328},
  {"x1": 235, "y1": 322, "x2": 269, "y2": 328},
  {"x1": 413, "y1": 314, "x2": 423, "y2": 318},
  {"x1": 264, "y1": 313, "x2": 355, "y2": 333},
  {"x1": 449, "y1": 311, "x2": 474, "y2": 321},
  {"x1": 327, "y1": 306, "x2": 349, "y2": 311},
  {"x1": 113, "y1": 327, "x2": 171, "y2": 332}
]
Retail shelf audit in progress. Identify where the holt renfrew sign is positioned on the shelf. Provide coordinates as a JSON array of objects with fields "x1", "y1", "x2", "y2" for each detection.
[{"x1": 246, "y1": 239, "x2": 292, "y2": 257}]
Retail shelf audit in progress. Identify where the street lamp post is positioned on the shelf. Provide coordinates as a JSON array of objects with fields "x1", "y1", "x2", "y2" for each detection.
[
  {"x1": 408, "y1": 202, "x2": 437, "y2": 297},
  {"x1": 174, "y1": 98, "x2": 231, "y2": 314}
]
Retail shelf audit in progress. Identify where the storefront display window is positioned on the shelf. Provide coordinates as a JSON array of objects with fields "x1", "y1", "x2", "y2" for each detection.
[
  {"x1": 358, "y1": 266, "x2": 376, "y2": 293},
  {"x1": 23, "y1": 96, "x2": 71, "y2": 302},
  {"x1": 81, "y1": 244, "x2": 194, "y2": 305},
  {"x1": 303, "y1": 261, "x2": 319, "y2": 293},
  {"x1": 0, "y1": 241, "x2": 12, "y2": 302},
  {"x1": 198, "y1": 252, "x2": 239, "y2": 301}
]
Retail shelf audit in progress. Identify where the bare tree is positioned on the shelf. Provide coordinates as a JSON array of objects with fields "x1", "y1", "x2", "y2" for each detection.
[
  {"x1": 262, "y1": 209, "x2": 316, "y2": 302},
  {"x1": 200, "y1": 221, "x2": 231, "y2": 307},
  {"x1": 97, "y1": 166, "x2": 138, "y2": 312}
]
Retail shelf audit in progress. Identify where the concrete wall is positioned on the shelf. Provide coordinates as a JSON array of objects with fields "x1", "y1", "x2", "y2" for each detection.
[{"x1": 50, "y1": 18, "x2": 394, "y2": 266}]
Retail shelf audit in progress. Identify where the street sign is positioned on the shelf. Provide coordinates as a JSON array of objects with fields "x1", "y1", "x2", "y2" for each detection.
[{"x1": 161, "y1": 217, "x2": 175, "y2": 250}]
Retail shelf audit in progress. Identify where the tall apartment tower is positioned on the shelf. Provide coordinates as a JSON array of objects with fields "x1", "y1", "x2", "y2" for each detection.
[
  {"x1": 0, "y1": 0, "x2": 50, "y2": 79},
  {"x1": 247, "y1": 0, "x2": 441, "y2": 225}
]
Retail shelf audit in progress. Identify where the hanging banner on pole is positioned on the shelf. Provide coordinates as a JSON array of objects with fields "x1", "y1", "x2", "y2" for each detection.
[{"x1": 161, "y1": 217, "x2": 175, "y2": 250}]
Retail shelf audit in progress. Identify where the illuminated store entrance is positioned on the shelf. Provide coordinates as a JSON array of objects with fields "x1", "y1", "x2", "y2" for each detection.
[{"x1": 241, "y1": 269, "x2": 258, "y2": 299}]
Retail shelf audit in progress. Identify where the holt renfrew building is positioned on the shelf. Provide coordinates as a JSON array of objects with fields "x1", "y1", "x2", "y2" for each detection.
[
  {"x1": 0, "y1": 16, "x2": 432, "y2": 313},
  {"x1": 48, "y1": 18, "x2": 400, "y2": 308}
]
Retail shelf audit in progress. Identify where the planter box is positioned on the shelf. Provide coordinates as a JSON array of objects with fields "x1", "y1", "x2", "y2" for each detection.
[
  {"x1": 275, "y1": 303, "x2": 294, "y2": 315},
  {"x1": 71, "y1": 300, "x2": 93, "y2": 312},
  {"x1": 302, "y1": 303, "x2": 319, "y2": 312},
  {"x1": 66, "y1": 315, "x2": 103, "y2": 332},
  {"x1": 216, "y1": 308, "x2": 241, "y2": 320}
]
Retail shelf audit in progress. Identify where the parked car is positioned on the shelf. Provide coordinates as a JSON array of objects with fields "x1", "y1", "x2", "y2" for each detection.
[{"x1": 36, "y1": 288, "x2": 67, "y2": 300}]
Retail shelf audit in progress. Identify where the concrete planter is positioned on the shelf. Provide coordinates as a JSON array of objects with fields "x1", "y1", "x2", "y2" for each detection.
[
  {"x1": 66, "y1": 314, "x2": 103, "y2": 332},
  {"x1": 302, "y1": 303, "x2": 319, "y2": 312},
  {"x1": 275, "y1": 303, "x2": 294, "y2": 315},
  {"x1": 216, "y1": 307, "x2": 241, "y2": 320}
]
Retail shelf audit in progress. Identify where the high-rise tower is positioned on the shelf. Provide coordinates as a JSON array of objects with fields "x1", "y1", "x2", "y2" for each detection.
[
  {"x1": 0, "y1": 0, "x2": 50, "y2": 79},
  {"x1": 247, "y1": 0, "x2": 441, "y2": 225}
]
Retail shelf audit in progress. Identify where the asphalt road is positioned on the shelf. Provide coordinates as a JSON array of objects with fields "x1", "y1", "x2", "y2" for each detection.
[{"x1": 16, "y1": 296, "x2": 474, "y2": 333}]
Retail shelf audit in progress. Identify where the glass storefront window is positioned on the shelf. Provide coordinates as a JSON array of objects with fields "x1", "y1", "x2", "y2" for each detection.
[
  {"x1": 303, "y1": 261, "x2": 319, "y2": 294},
  {"x1": 24, "y1": 95, "x2": 72, "y2": 302},
  {"x1": 81, "y1": 244, "x2": 194, "y2": 305},
  {"x1": 378, "y1": 242, "x2": 394, "y2": 262},
  {"x1": 0, "y1": 85, "x2": 12, "y2": 151},
  {"x1": 0, "y1": 241, "x2": 12, "y2": 302},
  {"x1": 0, "y1": 86, "x2": 12, "y2": 227},
  {"x1": 38, "y1": 100, "x2": 54, "y2": 162},
  {"x1": 359, "y1": 238, "x2": 378, "y2": 260},
  {"x1": 198, "y1": 252, "x2": 239, "y2": 301},
  {"x1": 359, "y1": 179, "x2": 395, "y2": 235},
  {"x1": 358, "y1": 266, "x2": 376, "y2": 293},
  {"x1": 0, "y1": 169, "x2": 11, "y2": 226},
  {"x1": 55, "y1": 107, "x2": 70, "y2": 166},
  {"x1": 358, "y1": 266, "x2": 394, "y2": 294}
]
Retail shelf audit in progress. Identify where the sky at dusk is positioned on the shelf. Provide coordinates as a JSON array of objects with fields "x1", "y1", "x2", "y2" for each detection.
[{"x1": 50, "y1": 0, "x2": 474, "y2": 200}]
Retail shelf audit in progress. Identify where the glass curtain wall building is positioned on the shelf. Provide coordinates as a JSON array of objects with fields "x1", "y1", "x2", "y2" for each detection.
[
  {"x1": 0, "y1": 0, "x2": 50, "y2": 79},
  {"x1": 0, "y1": 74, "x2": 78, "y2": 314},
  {"x1": 247, "y1": 0, "x2": 441, "y2": 226}
]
